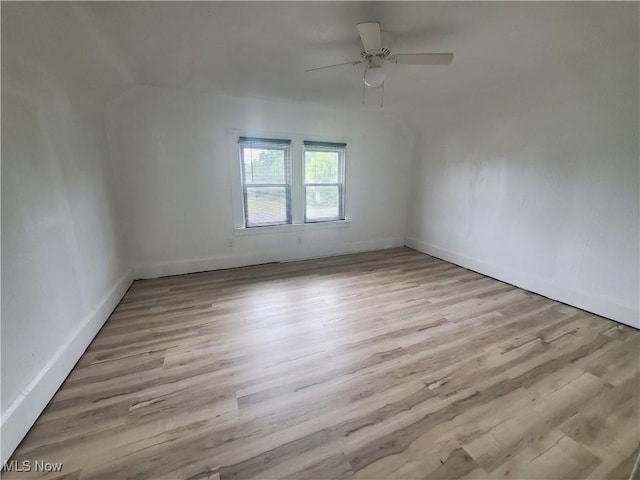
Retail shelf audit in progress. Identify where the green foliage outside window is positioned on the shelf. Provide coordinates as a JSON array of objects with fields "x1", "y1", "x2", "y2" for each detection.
[{"x1": 305, "y1": 151, "x2": 339, "y2": 208}]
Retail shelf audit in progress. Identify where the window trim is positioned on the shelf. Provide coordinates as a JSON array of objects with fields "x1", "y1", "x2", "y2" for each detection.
[{"x1": 232, "y1": 218, "x2": 352, "y2": 236}]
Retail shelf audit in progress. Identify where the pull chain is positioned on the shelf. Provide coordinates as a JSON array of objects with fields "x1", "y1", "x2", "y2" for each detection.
[{"x1": 362, "y1": 83, "x2": 385, "y2": 108}]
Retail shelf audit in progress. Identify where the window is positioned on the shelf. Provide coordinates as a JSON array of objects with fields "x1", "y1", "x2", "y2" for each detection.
[
  {"x1": 303, "y1": 141, "x2": 346, "y2": 222},
  {"x1": 234, "y1": 134, "x2": 348, "y2": 229},
  {"x1": 239, "y1": 137, "x2": 292, "y2": 227}
]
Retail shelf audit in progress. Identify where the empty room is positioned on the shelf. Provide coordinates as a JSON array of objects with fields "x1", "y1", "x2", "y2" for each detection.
[{"x1": 2, "y1": 1, "x2": 639, "y2": 479}]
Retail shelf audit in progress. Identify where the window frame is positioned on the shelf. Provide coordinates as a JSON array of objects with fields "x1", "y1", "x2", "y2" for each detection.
[
  {"x1": 303, "y1": 141, "x2": 347, "y2": 223},
  {"x1": 238, "y1": 137, "x2": 292, "y2": 228}
]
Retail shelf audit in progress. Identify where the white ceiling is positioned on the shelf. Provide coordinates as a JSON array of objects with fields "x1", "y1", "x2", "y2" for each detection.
[{"x1": 10, "y1": 2, "x2": 639, "y2": 127}]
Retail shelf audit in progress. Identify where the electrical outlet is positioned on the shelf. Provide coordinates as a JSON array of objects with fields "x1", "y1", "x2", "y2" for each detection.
[{"x1": 297, "y1": 236, "x2": 303, "y2": 245}]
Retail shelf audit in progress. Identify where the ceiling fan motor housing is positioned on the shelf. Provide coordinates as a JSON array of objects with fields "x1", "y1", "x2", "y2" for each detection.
[{"x1": 361, "y1": 47, "x2": 391, "y2": 60}]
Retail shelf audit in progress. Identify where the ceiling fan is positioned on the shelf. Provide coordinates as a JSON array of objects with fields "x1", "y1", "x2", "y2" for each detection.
[{"x1": 306, "y1": 22, "x2": 453, "y2": 105}]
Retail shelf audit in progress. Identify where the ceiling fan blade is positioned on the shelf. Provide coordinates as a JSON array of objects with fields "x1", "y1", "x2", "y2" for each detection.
[
  {"x1": 389, "y1": 53, "x2": 454, "y2": 66},
  {"x1": 305, "y1": 60, "x2": 363, "y2": 73},
  {"x1": 357, "y1": 22, "x2": 382, "y2": 52}
]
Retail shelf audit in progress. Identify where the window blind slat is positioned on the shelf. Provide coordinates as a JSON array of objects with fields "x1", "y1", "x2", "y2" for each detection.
[
  {"x1": 303, "y1": 140, "x2": 347, "y2": 148},
  {"x1": 239, "y1": 137, "x2": 291, "y2": 145}
]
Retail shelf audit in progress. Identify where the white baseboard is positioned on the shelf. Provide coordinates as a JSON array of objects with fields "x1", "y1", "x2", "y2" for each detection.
[
  {"x1": 134, "y1": 237, "x2": 405, "y2": 279},
  {"x1": 1, "y1": 269, "x2": 134, "y2": 464},
  {"x1": 405, "y1": 238, "x2": 639, "y2": 329}
]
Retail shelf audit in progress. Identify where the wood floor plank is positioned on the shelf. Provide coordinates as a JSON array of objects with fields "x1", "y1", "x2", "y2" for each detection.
[
  {"x1": 4, "y1": 247, "x2": 638, "y2": 480},
  {"x1": 489, "y1": 430, "x2": 602, "y2": 479}
]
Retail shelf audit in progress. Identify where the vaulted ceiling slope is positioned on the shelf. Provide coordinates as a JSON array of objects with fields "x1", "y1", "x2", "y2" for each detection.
[
  {"x1": 85, "y1": 2, "x2": 638, "y2": 125},
  {"x1": 2, "y1": 2, "x2": 136, "y2": 108},
  {"x1": 3, "y1": 2, "x2": 638, "y2": 127}
]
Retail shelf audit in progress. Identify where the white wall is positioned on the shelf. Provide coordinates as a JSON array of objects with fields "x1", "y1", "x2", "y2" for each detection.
[
  {"x1": 406, "y1": 9, "x2": 639, "y2": 327},
  {"x1": 1, "y1": 3, "x2": 134, "y2": 462},
  {"x1": 105, "y1": 85, "x2": 415, "y2": 278}
]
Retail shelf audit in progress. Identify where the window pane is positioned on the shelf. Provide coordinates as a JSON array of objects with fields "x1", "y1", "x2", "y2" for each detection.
[
  {"x1": 243, "y1": 148, "x2": 287, "y2": 184},
  {"x1": 305, "y1": 151, "x2": 339, "y2": 184},
  {"x1": 306, "y1": 186, "x2": 340, "y2": 220},
  {"x1": 245, "y1": 187, "x2": 288, "y2": 226}
]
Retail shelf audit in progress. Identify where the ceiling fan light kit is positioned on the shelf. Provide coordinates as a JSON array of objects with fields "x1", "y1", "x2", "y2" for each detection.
[
  {"x1": 363, "y1": 61, "x2": 386, "y2": 88},
  {"x1": 305, "y1": 21, "x2": 454, "y2": 106}
]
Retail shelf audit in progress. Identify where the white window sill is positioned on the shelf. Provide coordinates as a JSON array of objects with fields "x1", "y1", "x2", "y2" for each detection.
[{"x1": 234, "y1": 219, "x2": 351, "y2": 236}]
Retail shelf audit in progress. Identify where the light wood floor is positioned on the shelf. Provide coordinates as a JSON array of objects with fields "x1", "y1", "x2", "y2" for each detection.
[{"x1": 6, "y1": 248, "x2": 639, "y2": 480}]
